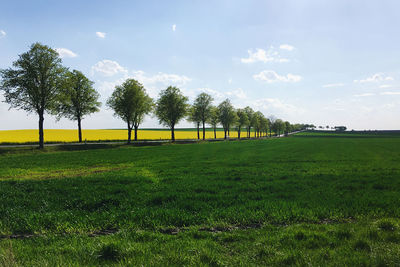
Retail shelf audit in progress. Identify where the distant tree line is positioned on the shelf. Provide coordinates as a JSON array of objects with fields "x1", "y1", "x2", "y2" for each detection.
[{"x1": 0, "y1": 43, "x2": 310, "y2": 148}]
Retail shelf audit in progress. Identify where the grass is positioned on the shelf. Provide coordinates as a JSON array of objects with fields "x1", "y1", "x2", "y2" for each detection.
[{"x1": 0, "y1": 131, "x2": 400, "y2": 265}]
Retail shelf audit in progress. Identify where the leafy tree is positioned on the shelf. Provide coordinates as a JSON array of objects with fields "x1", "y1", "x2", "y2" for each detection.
[
  {"x1": 264, "y1": 118, "x2": 271, "y2": 137},
  {"x1": 284, "y1": 121, "x2": 291, "y2": 136},
  {"x1": 236, "y1": 108, "x2": 249, "y2": 139},
  {"x1": 254, "y1": 111, "x2": 265, "y2": 138},
  {"x1": 274, "y1": 119, "x2": 284, "y2": 136},
  {"x1": 268, "y1": 115, "x2": 277, "y2": 137},
  {"x1": 218, "y1": 99, "x2": 237, "y2": 139},
  {"x1": 187, "y1": 105, "x2": 201, "y2": 140},
  {"x1": 243, "y1": 106, "x2": 254, "y2": 138},
  {"x1": 207, "y1": 106, "x2": 219, "y2": 139},
  {"x1": 54, "y1": 70, "x2": 101, "y2": 142},
  {"x1": 260, "y1": 116, "x2": 269, "y2": 137},
  {"x1": 155, "y1": 86, "x2": 188, "y2": 141},
  {"x1": 0, "y1": 43, "x2": 66, "y2": 148},
  {"x1": 193, "y1": 93, "x2": 213, "y2": 140},
  {"x1": 107, "y1": 79, "x2": 153, "y2": 143},
  {"x1": 251, "y1": 112, "x2": 261, "y2": 138}
]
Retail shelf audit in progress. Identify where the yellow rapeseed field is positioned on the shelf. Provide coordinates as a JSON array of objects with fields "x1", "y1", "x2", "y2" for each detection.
[{"x1": 0, "y1": 129, "x2": 241, "y2": 143}]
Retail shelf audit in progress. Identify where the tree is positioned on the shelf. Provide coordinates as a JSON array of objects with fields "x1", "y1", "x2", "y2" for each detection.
[
  {"x1": 244, "y1": 106, "x2": 254, "y2": 138},
  {"x1": 268, "y1": 115, "x2": 277, "y2": 137},
  {"x1": 218, "y1": 99, "x2": 237, "y2": 139},
  {"x1": 54, "y1": 70, "x2": 101, "y2": 142},
  {"x1": 155, "y1": 86, "x2": 188, "y2": 141},
  {"x1": 284, "y1": 121, "x2": 291, "y2": 136},
  {"x1": 274, "y1": 119, "x2": 284, "y2": 136},
  {"x1": 207, "y1": 106, "x2": 219, "y2": 139},
  {"x1": 254, "y1": 111, "x2": 265, "y2": 138},
  {"x1": 193, "y1": 93, "x2": 213, "y2": 140},
  {"x1": 264, "y1": 118, "x2": 271, "y2": 137},
  {"x1": 187, "y1": 105, "x2": 201, "y2": 140},
  {"x1": 236, "y1": 108, "x2": 249, "y2": 139},
  {"x1": 0, "y1": 43, "x2": 66, "y2": 148},
  {"x1": 107, "y1": 79, "x2": 153, "y2": 144},
  {"x1": 260, "y1": 116, "x2": 269, "y2": 137},
  {"x1": 251, "y1": 112, "x2": 261, "y2": 138}
]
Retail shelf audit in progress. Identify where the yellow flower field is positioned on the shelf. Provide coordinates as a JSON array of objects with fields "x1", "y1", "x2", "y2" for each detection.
[{"x1": 0, "y1": 129, "x2": 243, "y2": 143}]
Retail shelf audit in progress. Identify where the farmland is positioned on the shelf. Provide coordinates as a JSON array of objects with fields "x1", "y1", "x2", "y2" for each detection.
[
  {"x1": 1, "y1": 132, "x2": 400, "y2": 265},
  {"x1": 0, "y1": 128, "x2": 243, "y2": 144}
]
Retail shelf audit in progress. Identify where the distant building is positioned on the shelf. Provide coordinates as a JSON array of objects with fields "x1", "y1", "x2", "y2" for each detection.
[{"x1": 334, "y1": 126, "x2": 347, "y2": 132}]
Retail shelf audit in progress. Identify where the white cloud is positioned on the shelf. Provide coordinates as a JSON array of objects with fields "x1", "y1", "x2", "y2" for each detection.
[
  {"x1": 380, "y1": 84, "x2": 392, "y2": 88},
  {"x1": 226, "y1": 88, "x2": 247, "y2": 100},
  {"x1": 192, "y1": 88, "x2": 301, "y2": 117},
  {"x1": 279, "y1": 44, "x2": 295, "y2": 51},
  {"x1": 383, "y1": 103, "x2": 396, "y2": 109},
  {"x1": 92, "y1": 60, "x2": 127, "y2": 76},
  {"x1": 96, "y1": 78, "x2": 125, "y2": 97},
  {"x1": 241, "y1": 47, "x2": 289, "y2": 63},
  {"x1": 0, "y1": 30, "x2": 6, "y2": 38},
  {"x1": 354, "y1": 93, "x2": 375, "y2": 97},
  {"x1": 96, "y1": 32, "x2": 106, "y2": 38},
  {"x1": 55, "y1": 48, "x2": 77, "y2": 58},
  {"x1": 196, "y1": 88, "x2": 225, "y2": 102},
  {"x1": 172, "y1": 24, "x2": 176, "y2": 31},
  {"x1": 354, "y1": 73, "x2": 394, "y2": 83},
  {"x1": 323, "y1": 83, "x2": 344, "y2": 88},
  {"x1": 253, "y1": 70, "x2": 302, "y2": 83},
  {"x1": 132, "y1": 70, "x2": 191, "y2": 86},
  {"x1": 381, "y1": 91, "x2": 400, "y2": 95},
  {"x1": 252, "y1": 98, "x2": 303, "y2": 115}
]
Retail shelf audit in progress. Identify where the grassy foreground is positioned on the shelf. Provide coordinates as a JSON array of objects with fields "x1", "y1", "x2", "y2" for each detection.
[{"x1": 1, "y1": 132, "x2": 400, "y2": 265}]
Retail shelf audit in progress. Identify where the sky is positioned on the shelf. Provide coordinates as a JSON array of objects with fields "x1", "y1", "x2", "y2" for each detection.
[{"x1": 1, "y1": 0, "x2": 400, "y2": 130}]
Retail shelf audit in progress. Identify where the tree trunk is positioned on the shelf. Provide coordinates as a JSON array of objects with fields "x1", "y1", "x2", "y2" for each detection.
[
  {"x1": 197, "y1": 122, "x2": 200, "y2": 140},
  {"x1": 134, "y1": 125, "x2": 138, "y2": 141},
  {"x1": 254, "y1": 130, "x2": 256, "y2": 138},
  {"x1": 214, "y1": 127, "x2": 216, "y2": 139},
  {"x1": 238, "y1": 128, "x2": 241, "y2": 139},
  {"x1": 127, "y1": 122, "x2": 132, "y2": 144},
  {"x1": 171, "y1": 125, "x2": 175, "y2": 141},
  {"x1": 202, "y1": 121, "x2": 205, "y2": 140},
  {"x1": 38, "y1": 112, "x2": 44, "y2": 149},
  {"x1": 269, "y1": 129, "x2": 272, "y2": 137},
  {"x1": 78, "y1": 117, "x2": 82, "y2": 143},
  {"x1": 224, "y1": 129, "x2": 227, "y2": 139}
]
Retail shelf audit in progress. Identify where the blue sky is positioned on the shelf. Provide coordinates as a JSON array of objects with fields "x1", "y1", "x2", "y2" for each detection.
[{"x1": 1, "y1": 0, "x2": 400, "y2": 130}]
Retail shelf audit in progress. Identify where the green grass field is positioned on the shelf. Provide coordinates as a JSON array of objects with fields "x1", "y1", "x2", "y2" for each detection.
[{"x1": 1, "y1": 132, "x2": 400, "y2": 266}]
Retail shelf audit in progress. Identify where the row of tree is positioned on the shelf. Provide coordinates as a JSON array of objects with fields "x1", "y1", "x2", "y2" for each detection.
[
  {"x1": 108, "y1": 82, "x2": 305, "y2": 143},
  {"x1": 0, "y1": 43, "x2": 308, "y2": 148}
]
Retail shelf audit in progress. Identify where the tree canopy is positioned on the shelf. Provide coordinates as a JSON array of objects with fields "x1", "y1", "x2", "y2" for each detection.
[
  {"x1": 107, "y1": 79, "x2": 153, "y2": 143},
  {"x1": 0, "y1": 42, "x2": 66, "y2": 148},
  {"x1": 207, "y1": 106, "x2": 219, "y2": 139},
  {"x1": 236, "y1": 108, "x2": 249, "y2": 139},
  {"x1": 187, "y1": 105, "x2": 201, "y2": 139},
  {"x1": 218, "y1": 99, "x2": 237, "y2": 139},
  {"x1": 155, "y1": 86, "x2": 188, "y2": 141},
  {"x1": 55, "y1": 70, "x2": 101, "y2": 142},
  {"x1": 193, "y1": 93, "x2": 213, "y2": 140}
]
